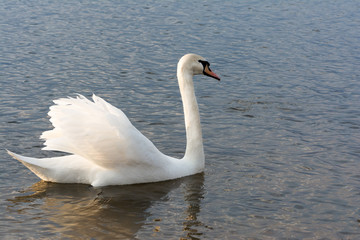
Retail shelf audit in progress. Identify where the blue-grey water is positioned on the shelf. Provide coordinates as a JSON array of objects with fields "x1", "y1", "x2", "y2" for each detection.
[{"x1": 1, "y1": 0, "x2": 360, "y2": 239}]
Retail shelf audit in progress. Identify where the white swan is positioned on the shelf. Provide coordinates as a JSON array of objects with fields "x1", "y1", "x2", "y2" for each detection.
[{"x1": 7, "y1": 53, "x2": 220, "y2": 187}]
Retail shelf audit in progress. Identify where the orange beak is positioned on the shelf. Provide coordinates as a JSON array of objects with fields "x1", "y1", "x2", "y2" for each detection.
[{"x1": 204, "y1": 64, "x2": 220, "y2": 81}]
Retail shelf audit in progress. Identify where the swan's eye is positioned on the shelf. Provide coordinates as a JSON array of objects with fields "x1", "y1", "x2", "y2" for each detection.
[{"x1": 198, "y1": 60, "x2": 210, "y2": 70}]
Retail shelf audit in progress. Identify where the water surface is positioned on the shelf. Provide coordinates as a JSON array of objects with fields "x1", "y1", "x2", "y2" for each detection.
[{"x1": 1, "y1": 0, "x2": 360, "y2": 239}]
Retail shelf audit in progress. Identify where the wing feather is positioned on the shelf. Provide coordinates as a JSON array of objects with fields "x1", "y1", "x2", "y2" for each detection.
[{"x1": 41, "y1": 94, "x2": 162, "y2": 169}]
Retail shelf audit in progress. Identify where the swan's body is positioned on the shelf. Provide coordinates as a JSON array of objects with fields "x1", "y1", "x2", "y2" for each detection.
[{"x1": 7, "y1": 54, "x2": 220, "y2": 187}]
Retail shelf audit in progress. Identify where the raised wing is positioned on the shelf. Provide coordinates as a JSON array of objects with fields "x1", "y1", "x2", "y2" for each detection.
[{"x1": 41, "y1": 94, "x2": 164, "y2": 169}]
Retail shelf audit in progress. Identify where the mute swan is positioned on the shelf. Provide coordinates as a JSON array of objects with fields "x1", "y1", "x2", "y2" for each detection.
[{"x1": 7, "y1": 53, "x2": 220, "y2": 187}]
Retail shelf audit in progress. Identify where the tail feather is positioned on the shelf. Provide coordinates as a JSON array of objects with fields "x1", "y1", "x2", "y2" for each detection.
[
  {"x1": 7, "y1": 150, "x2": 99, "y2": 184},
  {"x1": 7, "y1": 150, "x2": 52, "y2": 181}
]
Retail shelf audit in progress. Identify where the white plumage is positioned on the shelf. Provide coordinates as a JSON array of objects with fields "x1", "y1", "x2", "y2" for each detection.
[{"x1": 8, "y1": 54, "x2": 220, "y2": 186}]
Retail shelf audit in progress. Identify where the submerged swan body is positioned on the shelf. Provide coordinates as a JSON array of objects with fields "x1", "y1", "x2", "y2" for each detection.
[{"x1": 7, "y1": 54, "x2": 220, "y2": 187}]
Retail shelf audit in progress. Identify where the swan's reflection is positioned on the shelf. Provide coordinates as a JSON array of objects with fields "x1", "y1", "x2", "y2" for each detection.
[{"x1": 8, "y1": 173, "x2": 205, "y2": 239}]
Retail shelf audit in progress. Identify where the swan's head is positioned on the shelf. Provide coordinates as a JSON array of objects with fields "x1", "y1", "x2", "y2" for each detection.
[{"x1": 178, "y1": 53, "x2": 220, "y2": 81}]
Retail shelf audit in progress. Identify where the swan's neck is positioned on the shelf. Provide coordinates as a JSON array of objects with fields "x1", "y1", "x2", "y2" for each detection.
[{"x1": 177, "y1": 69, "x2": 205, "y2": 169}]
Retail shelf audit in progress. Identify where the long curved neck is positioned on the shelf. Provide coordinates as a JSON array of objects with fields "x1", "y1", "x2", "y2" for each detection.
[{"x1": 177, "y1": 67, "x2": 205, "y2": 167}]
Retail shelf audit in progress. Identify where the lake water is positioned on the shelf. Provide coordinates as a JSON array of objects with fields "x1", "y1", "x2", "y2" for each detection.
[{"x1": 1, "y1": 0, "x2": 360, "y2": 239}]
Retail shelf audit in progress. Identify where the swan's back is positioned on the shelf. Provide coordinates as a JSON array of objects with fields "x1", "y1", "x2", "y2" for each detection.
[{"x1": 42, "y1": 94, "x2": 165, "y2": 169}]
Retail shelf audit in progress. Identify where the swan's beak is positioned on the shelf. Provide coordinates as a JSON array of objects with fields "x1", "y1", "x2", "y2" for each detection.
[{"x1": 204, "y1": 64, "x2": 220, "y2": 81}]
